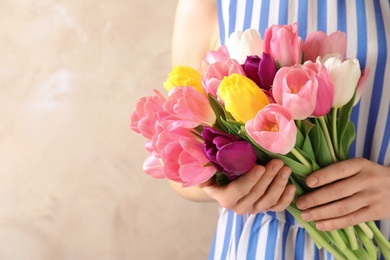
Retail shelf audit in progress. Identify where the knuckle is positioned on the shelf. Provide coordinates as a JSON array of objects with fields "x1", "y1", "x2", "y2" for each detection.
[
  {"x1": 232, "y1": 185, "x2": 250, "y2": 198},
  {"x1": 250, "y1": 186, "x2": 266, "y2": 199},
  {"x1": 333, "y1": 182, "x2": 347, "y2": 197},
  {"x1": 263, "y1": 196, "x2": 278, "y2": 209},
  {"x1": 346, "y1": 214, "x2": 356, "y2": 226},
  {"x1": 336, "y1": 203, "x2": 350, "y2": 216},
  {"x1": 335, "y1": 162, "x2": 349, "y2": 176}
]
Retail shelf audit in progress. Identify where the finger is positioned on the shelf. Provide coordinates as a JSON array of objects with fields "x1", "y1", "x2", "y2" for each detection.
[
  {"x1": 233, "y1": 160, "x2": 285, "y2": 214},
  {"x1": 296, "y1": 177, "x2": 363, "y2": 210},
  {"x1": 266, "y1": 184, "x2": 296, "y2": 212},
  {"x1": 315, "y1": 207, "x2": 372, "y2": 231},
  {"x1": 252, "y1": 166, "x2": 292, "y2": 211},
  {"x1": 300, "y1": 192, "x2": 368, "y2": 222},
  {"x1": 205, "y1": 165, "x2": 265, "y2": 209},
  {"x1": 306, "y1": 158, "x2": 364, "y2": 188}
]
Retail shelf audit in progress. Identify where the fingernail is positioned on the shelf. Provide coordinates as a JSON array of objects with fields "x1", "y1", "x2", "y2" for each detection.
[
  {"x1": 296, "y1": 199, "x2": 307, "y2": 209},
  {"x1": 301, "y1": 211, "x2": 311, "y2": 221},
  {"x1": 307, "y1": 177, "x2": 318, "y2": 187},
  {"x1": 316, "y1": 222, "x2": 324, "y2": 230}
]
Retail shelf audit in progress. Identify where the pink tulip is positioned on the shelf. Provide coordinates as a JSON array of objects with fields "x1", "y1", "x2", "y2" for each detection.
[
  {"x1": 264, "y1": 23, "x2": 302, "y2": 67},
  {"x1": 130, "y1": 89, "x2": 170, "y2": 139},
  {"x1": 303, "y1": 61, "x2": 334, "y2": 117},
  {"x1": 151, "y1": 121, "x2": 194, "y2": 155},
  {"x1": 201, "y1": 45, "x2": 230, "y2": 72},
  {"x1": 202, "y1": 59, "x2": 245, "y2": 99},
  {"x1": 245, "y1": 104, "x2": 297, "y2": 155},
  {"x1": 354, "y1": 68, "x2": 370, "y2": 106},
  {"x1": 163, "y1": 86, "x2": 216, "y2": 129},
  {"x1": 161, "y1": 136, "x2": 216, "y2": 187},
  {"x1": 302, "y1": 31, "x2": 347, "y2": 62},
  {"x1": 143, "y1": 152, "x2": 165, "y2": 179},
  {"x1": 272, "y1": 64, "x2": 318, "y2": 119}
]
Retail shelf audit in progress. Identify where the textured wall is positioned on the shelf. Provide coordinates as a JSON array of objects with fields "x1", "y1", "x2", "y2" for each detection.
[{"x1": 0, "y1": 0, "x2": 218, "y2": 259}]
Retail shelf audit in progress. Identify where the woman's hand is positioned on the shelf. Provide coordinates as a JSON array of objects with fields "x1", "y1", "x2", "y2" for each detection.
[
  {"x1": 296, "y1": 158, "x2": 390, "y2": 231},
  {"x1": 198, "y1": 159, "x2": 296, "y2": 214}
]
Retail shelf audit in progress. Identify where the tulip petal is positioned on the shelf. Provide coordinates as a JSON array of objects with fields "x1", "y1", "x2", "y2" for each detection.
[
  {"x1": 143, "y1": 153, "x2": 165, "y2": 179},
  {"x1": 216, "y1": 142, "x2": 257, "y2": 179},
  {"x1": 245, "y1": 104, "x2": 297, "y2": 155},
  {"x1": 218, "y1": 74, "x2": 270, "y2": 123}
]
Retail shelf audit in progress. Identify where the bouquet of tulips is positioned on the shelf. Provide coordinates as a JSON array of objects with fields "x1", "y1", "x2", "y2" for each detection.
[{"x1": 130, "y1": 23, "x2": 390, "y2": 259}]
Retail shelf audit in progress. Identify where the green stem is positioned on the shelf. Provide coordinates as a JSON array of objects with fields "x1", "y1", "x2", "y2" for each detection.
[
  {"x1": 331, "y1": 108, "x2": 340, "y2": 157},
  {"x1": 358, "y1": 222, "x2": 374, "y2": 239},
  {"x1": 291, "y1": 148, "x2": 312, "y2": 171},
  {"x1": 287, "y1": 205, "x2": 346, "y2": 259},
  {"x1": 344, "y1": 226, "x2": 358, "y2": 251},
  {"x1": 318, "y1": 116, "x2": 338, "y2": 163},
  {"x1": 356, "y1": 225, "x2": 378, "y2": 260},
  {"x1": 296, "y1": 119, "x2": 302, "y2": 130},
  {"x1": 367, "y1": 221, "x2": 390, "y2": 251},
  {"x1": 329, "y1": 230, "x2": 359, "y2": 260},
  {"x1": 378, "y1": 240, "x2": 390, "y2": 260}
]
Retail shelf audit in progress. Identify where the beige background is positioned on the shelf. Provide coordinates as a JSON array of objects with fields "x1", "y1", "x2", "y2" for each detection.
[{"x1": 0, "y1": 0, "x2": 218, "y2": 259}]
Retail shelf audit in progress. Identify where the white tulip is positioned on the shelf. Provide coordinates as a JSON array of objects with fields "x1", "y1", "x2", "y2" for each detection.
[
  {"x1": 225, "y1": 29, "x2": 263, "y2": 64},
  {"x1": 318, "y1": 54, "x2": 361, "y2": 107}
]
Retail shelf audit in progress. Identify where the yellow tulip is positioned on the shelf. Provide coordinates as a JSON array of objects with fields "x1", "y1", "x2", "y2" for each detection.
[
  {"x1": 218, "y1": 74, "x2": 270, "y2": 123},
  {"x1": 163, "y1": 66, "x2": 204, "y2": 95}
]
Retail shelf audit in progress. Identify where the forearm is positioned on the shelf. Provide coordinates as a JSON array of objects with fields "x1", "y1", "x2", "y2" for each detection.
[{"x1": 169, "y1": 181, "x2": 215, "y2": 202}]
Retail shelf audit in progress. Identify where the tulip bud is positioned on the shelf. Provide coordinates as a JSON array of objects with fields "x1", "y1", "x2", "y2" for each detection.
[
  {"x1": 202, "y1": 126, "x2": 257, "y2": 180},
  {"x1": 218, "y1": 74, "x2": 270, "y2": 123},
  {"x1": 163, "y1": 66, "x2": 204, "y2": 95},
  {"x1": 245, "y1": 104, "x2": 297, "y2": 155},
  {"x1": 242, "y1": 53, "x2": 277, "y2": 91}
]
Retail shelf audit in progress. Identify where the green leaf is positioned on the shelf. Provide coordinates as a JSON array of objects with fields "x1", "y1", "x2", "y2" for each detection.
[
  {"x1": 294, "y1": 146, "x2": 320, "y2": 172},
  {"x1": 208, "y1": 94, "x2": 233, "y2": 133},
  {"x1": 238, "y1": 128, "x2": 312, "y2": 176},
  {"x1": 336, "y1": 91, "x2": 357, "y2": 158},
  {"x1": 220, "y1": 117, "x2": 242, "y2": 135},
  {"x1": 295, "y1": 126, "x2": 305, "y2": 149},
  {"x1": 339, "y1": 122, "x2": 356, "y2": 161},
  {"x1": 311, "y1": 118, "x2": 333, "y2": 167}
]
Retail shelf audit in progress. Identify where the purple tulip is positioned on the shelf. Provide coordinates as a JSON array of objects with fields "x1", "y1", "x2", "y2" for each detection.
[
  {"x1": 242, "y1": 53, "x2": 277, "y2": 91},
  {"x1": 201, "y1": 126, "x2": 257, "y2": 180}
]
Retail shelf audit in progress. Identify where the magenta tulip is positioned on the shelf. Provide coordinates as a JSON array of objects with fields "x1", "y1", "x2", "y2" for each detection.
[
  {"x1": 201, "y1": 126, "x2": 257, "y2": 180},
  {"x1": 272, "y1": 64, "x2": 318, "y2": 120},
  {"x1": 264, "y1": 23, "x2": 302, "y2": 67},
  {"x1": 241, "y1": 53, "x2": 277, "y2": 91},
  {"x1": 245, "y1": 104, "x2": 297, "y2": 155}
]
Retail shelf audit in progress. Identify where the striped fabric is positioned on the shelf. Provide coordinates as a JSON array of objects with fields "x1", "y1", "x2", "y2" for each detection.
[{"x1": 210, "y1": 0, "x2": 390, "y2": 259}]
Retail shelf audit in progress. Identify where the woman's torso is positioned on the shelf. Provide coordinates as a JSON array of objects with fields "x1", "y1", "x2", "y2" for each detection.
[{"x1": 210, "y1": 1, "x2": 390, "y2": 259}]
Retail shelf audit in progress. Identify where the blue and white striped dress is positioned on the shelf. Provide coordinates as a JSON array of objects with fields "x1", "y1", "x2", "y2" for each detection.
[{"x1": 210, "y1": 0, "x2": 390, "y2": 259}]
